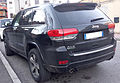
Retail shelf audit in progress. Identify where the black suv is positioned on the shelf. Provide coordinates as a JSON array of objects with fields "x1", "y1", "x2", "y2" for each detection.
[{"x1": 3, "y1": 3, "x2": 116, "y2": 82}]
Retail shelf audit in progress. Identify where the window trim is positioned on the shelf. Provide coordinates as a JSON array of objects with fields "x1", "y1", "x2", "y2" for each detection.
[{"x1": 12, "y1": 11, "x2": 22, "y2": 27}]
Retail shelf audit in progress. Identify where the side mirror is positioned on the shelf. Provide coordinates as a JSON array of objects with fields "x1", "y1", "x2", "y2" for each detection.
[{"x1": 114, "y1": 17, "x2": 119, "y2": 23}]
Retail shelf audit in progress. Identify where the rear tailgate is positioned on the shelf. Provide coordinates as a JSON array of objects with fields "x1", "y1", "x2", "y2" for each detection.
[
  {"x1": 64, "y1": 23, "x2": 113, "y2": 54},
  {"x1": 54, "y1": 3, "x2": 114, "y2": 62},
  {"x1": 63, "y1": 23, "x2": 114, "y2": 63}
]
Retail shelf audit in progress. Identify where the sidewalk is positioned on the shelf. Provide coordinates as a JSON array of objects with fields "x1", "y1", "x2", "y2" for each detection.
[
  {"x1": 0, "y1": 54, "x2": 12, "y2": 83},
  {"x1": 115, "y1": 33, "x2": 120, "y2": 41}
]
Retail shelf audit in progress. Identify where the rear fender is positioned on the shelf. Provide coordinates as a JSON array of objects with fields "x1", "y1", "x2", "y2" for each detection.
[{"x1": 26, "y1": 42, "x2": 45, "y2": 63}]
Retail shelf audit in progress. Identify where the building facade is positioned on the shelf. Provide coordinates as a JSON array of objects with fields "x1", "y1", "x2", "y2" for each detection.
[{"x1": 7, "y1": 0, "x2": 50, "y2": 18}]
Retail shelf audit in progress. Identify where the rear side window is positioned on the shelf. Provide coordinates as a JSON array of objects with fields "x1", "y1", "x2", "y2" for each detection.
[
  {"x1": 19, "y1": 8, "x2": 46, "y2": 25},
  {"x1": 54, "y1": 8, "x2": 110, "y2": 26},
  {"x1": 32, "y1": 9, "x2": 46, "y2": 24}
]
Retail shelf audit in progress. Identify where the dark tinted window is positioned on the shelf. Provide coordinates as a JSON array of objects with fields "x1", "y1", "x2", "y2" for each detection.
[
  {"x1": 19, "y1": 9, "x2": 33, "y2": 25},
  {"x1": 13, "y1": 12, "x2": 22, "y2": 26},
  {"x1": 55, "y1": 8, "x2": 110, "y2": 26}
]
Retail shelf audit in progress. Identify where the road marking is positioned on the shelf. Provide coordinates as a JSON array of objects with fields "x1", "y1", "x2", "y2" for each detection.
[{"x1": 0, "y1": 51, "x2": 21, "y2": 83}]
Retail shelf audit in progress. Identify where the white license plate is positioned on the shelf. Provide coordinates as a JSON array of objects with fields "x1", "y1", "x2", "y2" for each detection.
[{"x1": 84, "y1": 31, "x2": 103, "y2": 40}]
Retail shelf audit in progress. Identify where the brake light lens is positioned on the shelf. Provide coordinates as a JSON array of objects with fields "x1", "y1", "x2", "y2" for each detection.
[
  {"x1": 47, "y1": 29, "x2": 63, "y2": 37},
  {"x1": 47, "y1": 28, "x2": 78, "y2": 40},
  {"x1": 106, "y1": 23, "x2": 115, "y2": 33},
  {"x1": 108, "y1": 23, "x2": 115, "y2": 29}
]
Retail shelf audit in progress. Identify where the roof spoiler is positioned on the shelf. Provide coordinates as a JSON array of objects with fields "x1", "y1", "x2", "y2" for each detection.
[
  {"x1": 54, "y1": 3, "x2": 98, "y2": 12},
  {"x1": 54, "y1": 3, "x2": 98, "y2": 7}
]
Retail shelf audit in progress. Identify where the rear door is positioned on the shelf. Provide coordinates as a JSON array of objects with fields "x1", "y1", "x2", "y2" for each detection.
[{"x1": 54, "y1": 3, "x2": 114, "y2": 59}]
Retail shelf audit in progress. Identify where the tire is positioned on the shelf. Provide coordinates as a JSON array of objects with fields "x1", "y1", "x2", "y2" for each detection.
[
  {"x1": 4, "y1": 37, "x2": 14, "y2": 56},
  {"x1": 0, "y1": 35, "x2": 4, "y2": 41},
  {"x1": 28, "y1": 48, "x2": 51, "y2": 82},
  {"x1": 1, "y1": 38, "x2": 4, "y2": 41}
]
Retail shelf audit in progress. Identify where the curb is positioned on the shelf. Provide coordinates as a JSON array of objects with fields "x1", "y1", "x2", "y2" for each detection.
[
  {"x1": 0, "y1": 51, "x2": 21, "y2": 83},
  {"x1": 115, "y1": 38, "x2": 120, "y2": 41}
]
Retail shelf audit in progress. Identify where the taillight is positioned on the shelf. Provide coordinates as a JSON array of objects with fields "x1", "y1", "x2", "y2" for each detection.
[
  {"x1": 106, "y1": 23, "x2": 115, "y2": 33},
  {"x1": 108, "y1": 23, "x2": 115, "y2": 29},
  {"x1": 47, "y1": 28, "x2": 78, "y2": 40}
]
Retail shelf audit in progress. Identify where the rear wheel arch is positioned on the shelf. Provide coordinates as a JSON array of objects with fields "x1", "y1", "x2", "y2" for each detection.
[
  {"x1": 28, "y1": 48, "x2": 51, "y2": 82},
  {"x1": 26, "y1": 42, "x2": 45, "y2": 62}
]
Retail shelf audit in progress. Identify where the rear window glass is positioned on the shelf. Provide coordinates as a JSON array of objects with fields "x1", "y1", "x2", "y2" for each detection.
[{"x1": 54, "y1": 8, "x2": 110, "y2": 26}]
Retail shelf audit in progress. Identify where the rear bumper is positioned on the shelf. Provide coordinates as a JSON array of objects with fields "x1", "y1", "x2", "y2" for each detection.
[
  {"x1": 47, "y1": 51, "x2": 115, "y2": 73},
  {"x1": 73, "y1": 44, "x2": 114, "y2": 56},
  {"x1": 46, "y1": 41, "x2": 116, "y2": 73}
]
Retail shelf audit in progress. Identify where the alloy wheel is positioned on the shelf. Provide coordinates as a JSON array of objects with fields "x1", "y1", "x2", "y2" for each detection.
[{"x1": 29, "y1": 54, "x2": 40, "y2": 78}]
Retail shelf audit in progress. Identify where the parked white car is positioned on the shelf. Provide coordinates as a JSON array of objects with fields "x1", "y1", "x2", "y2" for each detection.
[{"x1": 0, "y1": 18, "x2": 12, "y2": 41}]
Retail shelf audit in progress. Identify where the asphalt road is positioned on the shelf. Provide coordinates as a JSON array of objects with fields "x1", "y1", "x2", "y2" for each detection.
[
  {"x1": 0, "y1": 41, "x2": 120, "y2": 83},
  {"x1": 0, "y1": 57, "x2": 13, "y2": 83}
]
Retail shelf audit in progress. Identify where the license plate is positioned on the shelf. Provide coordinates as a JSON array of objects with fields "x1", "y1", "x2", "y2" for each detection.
[{"x1": 84, "y1": 31, "x2": 103, "y2": 40}]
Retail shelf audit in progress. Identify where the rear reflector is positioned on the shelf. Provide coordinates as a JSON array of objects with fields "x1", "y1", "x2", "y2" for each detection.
[
  {"x1": 59, "y1": 60, "x2": 68, "y2": 65},
  {"x1": 47, "y1": 28, "x2": 78, "y2": 40}
]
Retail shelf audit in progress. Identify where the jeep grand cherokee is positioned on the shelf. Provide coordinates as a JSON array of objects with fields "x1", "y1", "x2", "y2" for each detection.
[{"x1": 3, "y1": 3, "x2": 116, "y2": 82}]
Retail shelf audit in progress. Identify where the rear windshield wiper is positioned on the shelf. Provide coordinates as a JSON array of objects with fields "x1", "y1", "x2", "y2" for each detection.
[{"x1": 91, "y1": 17, "x2": 104, "y2": 22}]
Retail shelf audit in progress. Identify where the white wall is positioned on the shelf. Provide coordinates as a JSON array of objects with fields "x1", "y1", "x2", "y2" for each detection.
[
  {"x1": 14, "y1": 0, "x2": 20, "y2": 14},
  {"x1": 7, "y1": 0, "x2": 16, "y2": 18},
  {"x1": 100, "y1": 0, "x2": 120, "y2": 33},
  {"x1": 24, "y1": 0, "x2": 44, "y2": 8},
  {"x1": 29, "y1": 0, "x2": 35, "y2": 7},
  {"x1": 69, "y1": 0, "x2": 82, "y2": 3}
]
